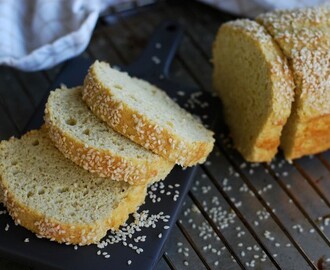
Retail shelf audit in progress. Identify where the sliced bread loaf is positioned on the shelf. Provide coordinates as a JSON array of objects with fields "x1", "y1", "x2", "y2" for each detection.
[
  {"x1": 82, "y1": 61, "x2": 215, "y2": 167},
  {"x1": 45, "y1": 86, "x2": 174, "y2": 185},
  {"x1": 257, "y1": 7, "x2": 330, "y2": 160},
  {"x1": 0, "y1": 128, "x2": 147, "y2": 245},
  {"x1": 213, "y1": 19, "x2": 294, "y2": 162}
]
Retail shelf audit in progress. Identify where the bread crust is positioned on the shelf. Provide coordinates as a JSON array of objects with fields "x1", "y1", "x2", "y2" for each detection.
[
  {"x1": 1, "y1": 178, "x2": 146, "y2": 245},
  {"x1": 82, "y1": 63, "x2": 214, "y2": 167},
  {"x1": 44, "y1": 97, "x2": 174, "y2": 185},
  {"x1": 213, "y1": 20, "x2": 294, "y2": 162},
  {"x1": 0, "y1": 130, "x2": 147, "y2": 245},
  {"x1": 257, "y1": 7, "x2": 330, "y2": 159},
  {"x1": 281, "y1": 112, "x2": 330, "y2": 159}
]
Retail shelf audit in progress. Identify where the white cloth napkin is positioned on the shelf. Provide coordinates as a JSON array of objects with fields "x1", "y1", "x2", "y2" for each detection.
[
  {"x1": 0, "y1": 0, "x2": 124, "y2": 71},
  {"x1": 0, "y1": 0, "x2": 328, "y2": 71}
]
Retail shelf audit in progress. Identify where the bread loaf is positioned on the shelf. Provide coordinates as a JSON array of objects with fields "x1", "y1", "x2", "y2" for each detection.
[
  {"x1": 45, "y1": 86, "x2": 174, "y2": 185},
  {"x1": 82, "y1": 61, "x2": 215, "y2": 167},
  {"x1": 0, "y1": 128, "x2": 147, "y2": 245},
  {"x1": 213, "y1": 19, "x2": 294, "y2": 162},
  {"x1": 257, "y1": 7, "x2": 330, "y2": 160}
]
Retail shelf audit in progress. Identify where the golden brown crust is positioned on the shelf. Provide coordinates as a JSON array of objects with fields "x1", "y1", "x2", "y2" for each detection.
[
  {"x1": 0, "y1": 129, "x2": 147, "y2": 245},
  {"x1": 44, "y1": 106, "x2": 173, "y2": 186},
  {"x1": 82, "y1": 65, "x2": 214, "y2": 167},
  {"x1": 281, "y1": 113, "x2": 330, "y2": 159},
  {"x1": 257, "y1": 7, "x2": 330, "y2": 159},
  {"x1": 0, "y1": 174, "x2": 147, "y2": 246},
  {"x1": 213, "y1": 20, "x2": 294, "y2": 162}
]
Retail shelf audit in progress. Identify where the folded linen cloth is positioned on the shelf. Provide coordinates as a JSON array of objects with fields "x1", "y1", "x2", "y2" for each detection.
[{"x1": 0, "y1": 0, "x2": 123, "y2": 71}]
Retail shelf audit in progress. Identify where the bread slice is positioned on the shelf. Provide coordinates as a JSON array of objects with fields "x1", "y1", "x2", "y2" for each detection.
[
  {"x1": 257, "y1": 7, "x2": 330, "y2": 160},
  {"x1": 213, "y1": 19, "x2": 294, "y2": 162},
  {"x1": 82, "y1": 61, "x2": 214, "y2": 167},
  {"x1": 0, "y1": 128, "x2": 147, "y2": 245},
  {"x1": 45, "y1": 86, "x2": 174, "y2": 185}
]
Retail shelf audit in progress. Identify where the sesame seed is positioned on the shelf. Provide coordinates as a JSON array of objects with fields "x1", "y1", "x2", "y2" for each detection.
[
  {"x1": 127, "y1": 260, "x2": 132, "y2": 265},
  {"x1": 151, "y1": 56, "x2": 161, "y2": 65}
]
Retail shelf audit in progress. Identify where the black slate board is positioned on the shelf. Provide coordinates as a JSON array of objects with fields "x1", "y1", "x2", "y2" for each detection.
[{"x1": 0, "y1": 21, "x2": 220, "y2": 270}]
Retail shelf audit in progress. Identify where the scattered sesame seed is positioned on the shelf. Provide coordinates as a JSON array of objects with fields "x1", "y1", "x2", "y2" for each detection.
[{"x1": 151, "y1": 56, "x2": 161, "y2": 65}]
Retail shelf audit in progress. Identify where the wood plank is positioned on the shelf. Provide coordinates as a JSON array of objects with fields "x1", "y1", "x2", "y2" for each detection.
[
  {"x1": 268, "y1": 155, "x2": 330, "y2": 237},
  {"x1": 294, "y1": 156, "x2": 330, "y2": 205},
  {"x1": 191, "y1": 166, "x2": 279, "y2": 269},
  {"x1": 162, "y1": 224, "x2": 208, "y2": 269},
  {"x1": 210, "y1": 141, "x2": 330, "y2": 268},
  {"x1": 180, "y1": 189, "x2": 241, "y2": 269}
]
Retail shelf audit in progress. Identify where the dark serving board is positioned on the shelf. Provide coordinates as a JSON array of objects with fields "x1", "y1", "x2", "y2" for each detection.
[{"x1": 0, "y1": 21, "x2": 220, "y2": 270}]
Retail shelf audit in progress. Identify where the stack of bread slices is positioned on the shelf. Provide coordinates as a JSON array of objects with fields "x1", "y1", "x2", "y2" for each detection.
[
  {"x1": 0, "y1": 61, "x2": 214, "y2": 245},
  {"x1": 213, "y1": 6, "x2": 330, "y2": 162}
]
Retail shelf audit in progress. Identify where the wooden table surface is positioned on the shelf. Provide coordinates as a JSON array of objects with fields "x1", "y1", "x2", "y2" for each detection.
[{"x1": 1, "y1": 1, "x2": 330, "y2": 269}]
